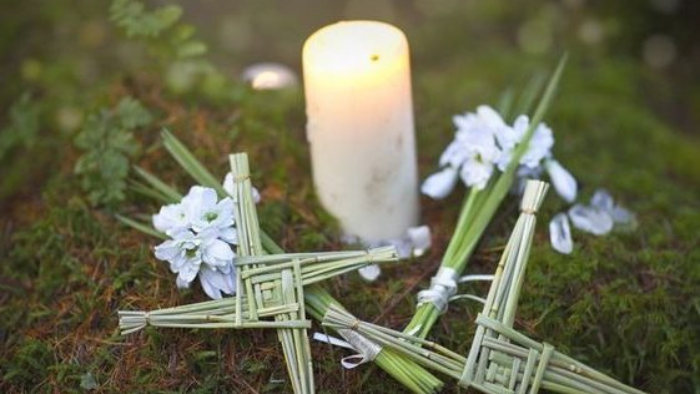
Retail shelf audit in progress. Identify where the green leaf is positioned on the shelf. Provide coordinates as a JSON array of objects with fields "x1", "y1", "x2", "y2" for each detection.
[
  {"x1": 177, "y1": 41, "x2": 208, "y2": 59},
  {"x1": 73, "y1": 97, "x2": 153, "y2": 208},
  {"x1": 115, "y1": 97, "x2": 153, "y2": 129},
  {"x1": 115, "y1": 214, "x2": 167, "y2": 239},
  {"x1": 110, "y1": 0, "x2": 182, "y2": 38},
  {"x1": 161, "y1": 129, "x2": 227, "y2": 196}
]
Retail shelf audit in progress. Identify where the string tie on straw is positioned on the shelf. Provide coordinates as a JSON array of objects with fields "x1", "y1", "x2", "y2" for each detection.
[
  {"x1": 313, "y1": 329, "x2": 383, "y2": 370},
  {"x1": 366, "y1": 249, "x2": 375, "y2": 263},
  {"x1": 417, "y1": 267, "x2": 459, "y2": 313}
]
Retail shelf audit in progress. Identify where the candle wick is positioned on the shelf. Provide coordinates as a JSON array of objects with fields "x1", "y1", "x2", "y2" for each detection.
[{"x1": 370, "y1": 54, "x2": 380, "y2": 62}]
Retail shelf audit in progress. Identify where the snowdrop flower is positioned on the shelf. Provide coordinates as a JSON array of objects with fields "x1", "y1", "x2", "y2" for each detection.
[
  {"x1": 451, "y1": 105, "x2": 509, "y2": 144},
  {"x1": 459, "y1": 158, "x2": 495, "y2": 190},
  {"x1": 421, "y1": 167, "x2": 459, "y2": 199},
  {"x1": 181, "y1": 186, "x2": 235, "y2": 233},
  {"x1": 154, "y1": 228, "x2": 236, "y2": 288},
  {"x1": 154, "y1": 225, "x2": 236, "y2": 293},
  {"x1": 451, "y1": 126, "x2": 500, "y2": 190},
  {"x1": 521, "y1": 122, "x2": 554, "y2": 169},
  {"x1": 154, "y1": 230, "x2": 204, "y2": 288},
  {"x1": 198, "y1": 227, "x2": 236, "y2": 269},
  {"x1": 495, "y1": 115, "x2": 528, "y2": 170},
  {"x1": 222, "y1": 172, "x2": 261, "y2": 203},
  {"x1": 153, "y1": 202, "x2": 190, "y2": 236},
  {"x1": 496, "y1": 115, "x2": 554, "y2": 171},
  {"x1": 545, "y1": 159, "x2": 578, "y2": 203}
]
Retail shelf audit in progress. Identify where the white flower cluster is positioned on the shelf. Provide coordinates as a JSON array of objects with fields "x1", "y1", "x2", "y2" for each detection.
[
  {"x1": 421, "y1": 105, "x2": 577, "y2": 203},
  {"x1": 151, "y1": 174, "x2": 260, "y2": 299},
  {"x1": 422, "y1": 105, "x2": 635, "y2": 255}
]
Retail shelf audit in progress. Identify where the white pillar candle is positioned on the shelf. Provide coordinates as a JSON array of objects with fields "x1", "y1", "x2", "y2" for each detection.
[{"x1": 303, "y1": 20, "x2": 419, "y2": 242}]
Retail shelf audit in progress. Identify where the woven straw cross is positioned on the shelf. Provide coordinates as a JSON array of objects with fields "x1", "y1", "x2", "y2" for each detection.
[
  {"x1": 324, "y1": 180, "x2": 646, "y2": 394},
  {"x1": 119, "y1": 153, "x2": 398, "y2": 394}
]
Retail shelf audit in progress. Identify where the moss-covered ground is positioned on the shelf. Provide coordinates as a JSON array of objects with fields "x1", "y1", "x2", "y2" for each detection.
[{"x1": 1, "y1": 1, "x2": 699, "y2": 393}]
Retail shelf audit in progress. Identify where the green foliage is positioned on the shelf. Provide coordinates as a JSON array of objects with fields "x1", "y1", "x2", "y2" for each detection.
[
  {"x1": 0, "y1": 92, "x2": 41, "y2": 162},
  {"x1": 109, "y1": 0, "x2": 235, "y2": 100},
  {"x1": 74, "y1": 97, "x2": 152, "y2": 208},
  {"x1": 109, "y1": 0, "x2": 182, "y2": 38}
]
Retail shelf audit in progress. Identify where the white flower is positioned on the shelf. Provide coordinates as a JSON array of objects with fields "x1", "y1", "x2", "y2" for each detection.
[
  {"x1": 521, "y1": 122, "x2": 554, "y2": 169},
  {"x1": 181, "y1": 186, "x2": 235, "y2": 233},
  {"x1": 460, "y1": 158, "x2": 494, "y2": 190},
  {"x1": 496, "y1": 116, "x2": 554, "y2": 171},
  {"x1": 421, "y1": 167, "x2": 459, "y2": 199},
  {"x1": 452, "y1": 122, "x2": 501, "y2": 190},
  {"x1": 545, "y1": 159, "x2": 578, "y2": 203},
  {"x1": 439, "y1": 140, "x2": 471, "y2": 168},
  {"x1": 153, "y1": 203, "x2": 189, "y2": 236},
  {"x1": 223, "y1": 172, "x2": 261, "y2": 203},
  {"x1": 198, "y1": 228, "x2": 236, "y2": 269},
  {"x1": 154, "y1": 230, "x2": 203, "y2": 287},
  {"x1": 495, "y1": 116, "x2": 526, "y2": 170},
  {"x1": 154, "y1": 227, "x2": 236, "y2": 290}
]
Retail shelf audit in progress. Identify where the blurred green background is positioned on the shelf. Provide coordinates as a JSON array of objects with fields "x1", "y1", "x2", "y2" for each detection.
[{"x1": 1, "y1": 0, "x2": 699, "y2": 393}]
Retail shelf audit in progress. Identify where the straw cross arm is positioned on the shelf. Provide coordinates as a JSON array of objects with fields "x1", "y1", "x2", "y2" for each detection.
[
  {"x1": 322, "y1": 305, "x2": 647, "y2": 394},
  {"x1": 458, "y1": 315, "x2": 647, "y2": 394}
]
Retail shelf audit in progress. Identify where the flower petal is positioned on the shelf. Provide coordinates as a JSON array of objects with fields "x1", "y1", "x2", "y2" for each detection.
[
  {"x1": 549, "y1": 213, "x2": 574, "y2": 254},
  {"x1": 358, "y1": 264, "x2": 381, "y2": 282},
  {"x1": 408, "y1": 225, "x2": 431, "y2": 256},
  {"x1": 199, "y1": 269, "x2": 222, "y2": 299},
  {"x1": 421, "y1": 167, "x2": 459, "y2": 199},
  {"x1": 203, "y1": 239, "x2": 234, "y2": 266},
  {"x1": 545, "y1": 159, "x2": 578, "y2": 203},
  {"x1": 460, "y1": 159, "x2": 493, "y2": 190},
  {"x1": 568, "y1": 204, "x2": 614, "y2": 236},
  {"x1": 176, "y1": 275, "x2": 192, "y2": 289},
  {"x1": 520, "y1": 122, "x2": 553, "y2": 168},
  {"x1": 223, "y1": 172, "x2": 235, "y2": 197},
  {"x1": 152, "y1": 203, "x2": 188, "y2": 234},
  {"x1": 223, "y1": 172, "x2": 261, "y2": 204},
  {"x1": 179, "y1": 262, "x2": 200, "y2": 282},
  {"x1": 219, "y1": 227, "x2": 239, "y2": 244},
  {"x1": 611, "y1": 206, "x2": 634, "y2": 224},
  {"x1": 591, "y1": 189, "x2": 614, "y2": 211},
  {"x1": 154, "y1": 239, "x2": 181, "y2": 262}
]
